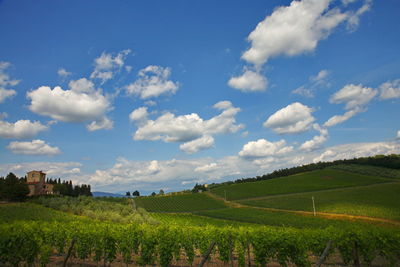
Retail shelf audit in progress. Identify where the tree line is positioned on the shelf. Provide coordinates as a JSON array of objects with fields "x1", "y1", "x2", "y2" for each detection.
[
  {"x1": 208, "y1": 154, "x2": 400, "y2": 188},
  {"x1": 0, "y1": 172, "x2": 92, "y2": 201}
]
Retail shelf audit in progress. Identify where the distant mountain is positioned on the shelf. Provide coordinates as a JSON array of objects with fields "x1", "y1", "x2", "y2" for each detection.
[{"x1": 92, "y1": 191, "x2": 125, "y2": 197}]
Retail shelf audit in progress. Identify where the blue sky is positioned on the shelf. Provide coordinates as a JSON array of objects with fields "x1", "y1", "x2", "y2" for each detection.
[{"x1": 1, "y1": 0, "x2": 399, "y2": 194}]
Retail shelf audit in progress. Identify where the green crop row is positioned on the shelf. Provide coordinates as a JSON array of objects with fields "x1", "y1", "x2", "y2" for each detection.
[
  {"x1": 134, "y1": 192, "x2": 226, "y2": 212},
  {"x1": 0, "y1": 221, "x2": 399, "y2": 267},
  {"x1": 239, "y1": 182, "x2": 400, "y2": 221},
  {"x1": 210, "y1": 169, "x2": 390, "y2": 201}
]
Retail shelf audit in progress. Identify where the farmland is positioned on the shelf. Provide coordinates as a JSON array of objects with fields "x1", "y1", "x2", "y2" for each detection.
[
  {"x1": 239, "y1": 182, "x2": 400, "y2": 221},
  {"x1": 134, "y1": 192, "x2": 227, "y2": 212},
  {"x1": 209, "y1": 169, "x2": 390, "y2": 201},
  {"x1": 2, "y1": 162, "x2": 400, "y2": 266}
]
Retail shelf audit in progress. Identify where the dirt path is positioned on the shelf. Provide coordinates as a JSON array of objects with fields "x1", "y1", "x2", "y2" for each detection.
[{"x1": 204, "y1": 190, "x2": 400, "y2": 226}]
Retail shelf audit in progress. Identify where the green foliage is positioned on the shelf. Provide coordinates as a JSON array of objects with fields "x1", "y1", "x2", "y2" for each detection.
[
  {"x1": 328, "y1": 164, "x2": 400, "y2": 179},
  {"x1": 210, "y1": 169, "x2": 389, "y2": 201},
  {"x1": 135, "y1": 192, "x2": 227, "y2": 212},
  {"x1": 195, "y1": 207, "x2": 390, "y2": 229},
  {"x1": 0, "y1": 219, "x2": 398, "y2": 267},
  {"x1": 0, "y1": 172, "x2": 29, "y2": 201},
  {"x1": 240, "y1": 183, "x2": 400, "y2": 220},
  {"x1": 31, "y1": 195, "x2": 158, "y2": 224}
]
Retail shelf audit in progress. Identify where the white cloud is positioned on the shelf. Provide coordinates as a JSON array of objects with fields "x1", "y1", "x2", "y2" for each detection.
[
  {"x1": 0, "y1": 119, "x2": 48, "y2": 139},
  {"x1": 57, "y1": 68, "x2": 71, "y2": 78},
  {"x1": 90, "y1": 50, "x2": 131, "y2": 83},
  {"x1": 195, "y1": 163, "x2": 218, "y2": 173},
  {"x1": 346, "y1": 0, "x2": 372, "y2": 31},
  {"x1": 396, "y1": 130, "x2": 400, "y2": 140},
  {"x1": 239, "y1": 139, "x2": 293, "y2": 158},
  {"x1": 300, "y1": 124, "x2": 329, "y2": 151},
  {"x1": 126, "y1": 65, "x2": 179, "y2": 99},
  {"x1": 241, "y1": 0, "x2": 347, "y2": 66},
  {"x1": 326, "y1": 83, "x2": 377, "y2": 127},
  {"x1": 133, "y1": 101, "x2": 243, "y2": 153},
  {"x1": 313, "y1": 141, "x2": 400, "y2": 163},
  {"x1": 292, "y1": 69, "x2": 331, "y2": 98},
  {"x1": 27, "y1": 79, "x2": 111, "y2": 125},
  {"x1": 379, "y1": 79, "x2": 400, "y2": 100},
  {"x1": 0, "y1": 161, "x2": 81, "y2": 178},
  {"x1": 0, "y1": 88, "x2": 16, "y2": 103},
  {"x1": 179, "y1": 135, "x2": 214, "y2": 154},
  {"x1": 86, "y1": 116, "x2": 113, "y2": 131},
  {"x1": 330, "y1": 84, "x2": 377, "y2": 110},
  {"x1": 292, "y1": 86, "x2": 315, "y2": 98},
  {"x1": 7, "y1": 140, "x2": 61, "y2": 156},
  {"x1": 0, "y1": 61, "x2": 19, "y2": 103},
  {"x1": 263, "y1": 102, "x2": 315, "y2": 134},
  {"x1": 129, "y1": 107, "x2": 148, "y2": 123},
  {"x1": 228, "y1": 69, "x2": 267, "y2": 92},
  {"x1": 324, "y1": 107, "x2": 361, "y2": 127}
]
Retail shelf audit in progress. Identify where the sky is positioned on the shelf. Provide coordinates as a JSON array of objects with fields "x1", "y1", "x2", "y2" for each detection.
[{"x1": 0, "y1": 0, "x2": 399, "y2": 194}]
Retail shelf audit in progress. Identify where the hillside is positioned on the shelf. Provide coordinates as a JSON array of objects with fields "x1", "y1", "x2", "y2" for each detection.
[{"x1": 209, "y1": 168, "x2": 391, "y2": 201}]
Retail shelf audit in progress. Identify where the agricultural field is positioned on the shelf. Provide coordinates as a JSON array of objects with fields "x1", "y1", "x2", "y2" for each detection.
[
  {"x1": 328, "y1": 164, "x2": 400, "y2": 179},
  {"x1": 194, "y1": 206, "x2": 394, "y2": 229},
  {"x1": 210, "y1": 169, "x2": 391, "y2": 201},
  {"x1": 239, "y1": 182, "x2": 400, "y2": 221},
  {"x1": 134, "y1": 192, "x2": 227, "y2": 212},
  {"x1": 1, "y1": 202, "x2": 399, "y2": 267}
]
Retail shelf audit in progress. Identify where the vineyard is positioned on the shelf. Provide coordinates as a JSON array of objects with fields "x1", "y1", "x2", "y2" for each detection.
[
  {"x1": 209, "y1": 169, "x2": 391, "y2": 201},
  {"x1": 1, "y1": 219, "x2": 399, "y2": 267},
  {"x1": 2, "y1": 163, "x2": 400, "y2": 266}
]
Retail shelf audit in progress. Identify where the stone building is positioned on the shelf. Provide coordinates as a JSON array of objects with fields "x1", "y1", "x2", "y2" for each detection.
[{"x1": 26, "y1": 170, "x2": 54, "y2": 196}]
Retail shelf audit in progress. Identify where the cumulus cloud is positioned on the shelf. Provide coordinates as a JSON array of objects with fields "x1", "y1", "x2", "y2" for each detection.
[
  {"x1": 325, "y1": 84, "x2": 377, "y2": 127},
  {"x1": 0, "y1": 119, "x2": 48, "y2": 139},
  {"x1": 300, "y1": 124, "x2": 329, "y2": 151},
  {"x1": 133, "y1": 101, "x2": 243, "y2": 153},
  {"x1": 179, "y1": 135, "x2": 214, "y2": 154},
  {"x1": 27, "y1": 78, "x2": 111, "y2": 128},
  {"x1": 324, "y1": 107, "x2": 361, "y2": 127},
  {"x1": 263, "y1": 102, "x2": 315, "y2": 134},
  {"x1": 379, "y1": 79, "x2": 400, "y2": 100},
  {"x1": 0, "y1": 161, "x2": 81, "y2": 178},
  {"x1": 86, "y1": 116, "x2": 113, "y2": 131},
  {"x1": 57, "y1": 68, "x2": 71, "y2": 78},
  {"x1": 90, "y1": 50, "x2": 131, "y2": 83},
  {"x1": 7, "y1": 140, "x2": 61, "y2": 156},
  {"x1": 330, "y1": 84, "x2": 377, "y2": 110},
  {"x1": 126, "y1": 65, "x2": 179, "y2": 99},
  {"x1": 228, "y1": 69, "x2": 267, "y2": 92},
  {"x1": 397, "y1": 130, "x2": 400, "y2": 140},
  {"x1": 313, "y1": 141, "x2": 400, "y2": 163},
  {"x1": 0, "y1": 61, "x2": 19, "y2": 103},
  {"x1": 194, "y1": 163, "x2": 218, "y2": 173},
  {"x1": 241, "y1": 0, "x2": 348, "y2": 66},
  {"x1": 129, "y1": 107, "x2": 149, "y2": 123},
  {"x1": 239, "y1": 139, "x2": 293, "y2": 158}
]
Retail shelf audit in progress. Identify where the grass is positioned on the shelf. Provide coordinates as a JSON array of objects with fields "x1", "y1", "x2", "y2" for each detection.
[
  {"x1": 134, "y1": 193, "x2": 227, "y2": 212},
  {"x1": 210, "y1": 169, "x2": 390, "y2": 201},
  {"x1": 0, "y1": 202, "x2": 86, "y2": 223},
  {"x1": 194, "y1": 207, "x2": 388, "y2": 229},
  {"x1": 328, "y1": 164, "x2": 400, "y2": 179},
  {"x1": 151, "y1": 212, "x2": 259, "y2": 227},
  {"x1": 239, "y1": 182, "x2": 400, "y2": 221}
]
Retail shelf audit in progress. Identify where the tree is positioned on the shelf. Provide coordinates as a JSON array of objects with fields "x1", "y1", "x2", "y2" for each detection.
[
  {"x1": 159, "y1": 189, "x2": 164, "y2": 195},
  {"x1": 0, "y1": 173, "x2": 29, "y2": 201},
  {"x1": 151, "y1": 192, "x2": 156, "y2": 196},
  {"x1": 126, "y1": 191, "x2": 131, "y2": 197},
  {"x1": 132, "y1": 190, "x2": 140, "y2": 197}
]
